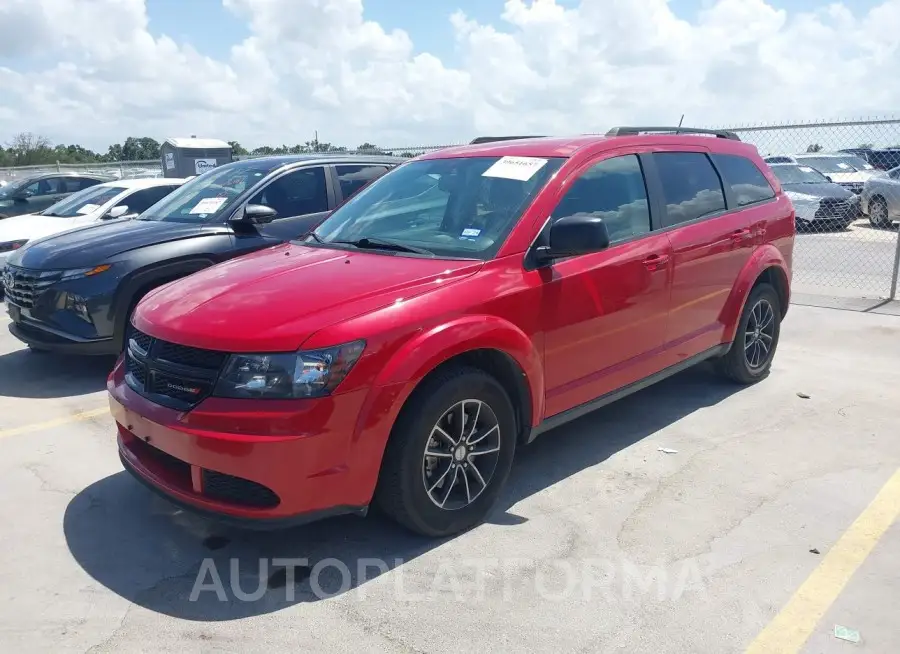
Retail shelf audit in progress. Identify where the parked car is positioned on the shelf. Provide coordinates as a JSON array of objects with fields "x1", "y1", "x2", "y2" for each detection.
[
  {"x1": 0, "y1": 172, "x2": 113, "y2": 219},
  {"x1": 108, "y1": 127, "x2": 794, "y2": 537},
  {"x1": 839, "y1": 148, "x2": 900, "y2": 171},
  {"x1": 860, "y1": 165, "x2": 900, "y2": 228},
  {"x1": 763, "y1": 153, "x2": 875, "y2": 194},
  {"x1": 2, "y1": 155, "x2": 403, "y2": 354},
  {"x1": 768, "y1": 163, "x2": 861, "y2": 231},
  {"x1": 0, "y1": 178, "x2": 186, "y2": 269}
]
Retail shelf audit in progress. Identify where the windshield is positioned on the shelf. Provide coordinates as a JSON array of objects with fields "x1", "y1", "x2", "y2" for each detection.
[
  {"x1": 839, "y1": 155, "x2": 874, "y2": 170},
  {"x1": 138, "y1": 160, "x2": 280, "y2": 222},
  {"x1": 796, "y1": 157, "x2": 859, "y2": 174},
  {"x1": 0, "y1": 178, "x2": 30, "y2": 199},
  {"x1": 771, "y1": 165, "x2": 829, "y2": 185},
  {"x1": 306, "y1": 156, "x2": 565, "y2": 260},
  {"x1": 41, "y1": 185, "x2": 126, "y2": 217}
]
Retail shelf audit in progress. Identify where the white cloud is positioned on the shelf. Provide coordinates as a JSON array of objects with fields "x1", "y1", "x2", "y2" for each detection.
[{"x1": 1, "y1": 0, "x2": 900, "y2": 152}]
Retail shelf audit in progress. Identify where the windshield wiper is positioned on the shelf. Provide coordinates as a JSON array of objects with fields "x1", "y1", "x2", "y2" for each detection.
[
  {"x1": 305, "y1": 231, "x2": 325, "y2": 243},
  {"x1": 331, "y1": 237, "x2": 434, "y2": 256}
]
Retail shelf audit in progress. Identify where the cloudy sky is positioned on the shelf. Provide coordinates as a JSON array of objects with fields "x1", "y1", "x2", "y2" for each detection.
[{"x1": 0, "y1": 0, "x2": 898, "y2": 152}]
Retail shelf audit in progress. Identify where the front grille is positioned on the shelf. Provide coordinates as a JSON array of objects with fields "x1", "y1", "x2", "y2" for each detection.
[
  {"x1": 816, "y1": 198, "x2": 854, "y2": 220},
  {"x1": 125, "y1": 327, "x2": 227, "y2": 409},
  {"x1": 202, "y1": 469, "x2": 280, "y2": 508},
  {"x1": 1, "y1": 266, "x2": 62, "y2": 309}
]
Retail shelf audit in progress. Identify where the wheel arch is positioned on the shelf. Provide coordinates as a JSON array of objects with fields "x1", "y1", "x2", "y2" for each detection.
[{"x1": 720, "y1": 245, "x2": 790, "y2": 343}]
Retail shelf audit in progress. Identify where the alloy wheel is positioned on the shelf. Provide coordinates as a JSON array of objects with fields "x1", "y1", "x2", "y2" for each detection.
[
  {"x1": 744, "y1": 299, "x2": 776, "y2": 370},
  {"x1": 422, "y1": 399, "x2": 501, "y2": 511}
]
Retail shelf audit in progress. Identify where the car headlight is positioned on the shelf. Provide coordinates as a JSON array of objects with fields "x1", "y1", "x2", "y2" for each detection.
[
  {"x1": 213, "y1": 340, "x2": 366, "y2": 399},
  {"x1": 59, "y1": 264, "x2": 113, "y2": 281},
  {"x1": 0, "y1": 239, "x2": 27, "y2": 253}
]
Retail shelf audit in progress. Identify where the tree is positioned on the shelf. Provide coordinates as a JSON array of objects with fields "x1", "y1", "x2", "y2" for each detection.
[
  {"x1": 858, "y1": 143, "x2": 874, "y2": 149},
  {"x1": 806, "y1": 143, "x2": 823, "y2": 152},
  {"x1": 5, "y1": 132, "x2": 54, "y2": 166},
  {"x1": 228, "y1": 141, "x2": 249, "y2": 156},
  {"x1": 356, "y1": 142, "x2": 385, "y2": 154}
]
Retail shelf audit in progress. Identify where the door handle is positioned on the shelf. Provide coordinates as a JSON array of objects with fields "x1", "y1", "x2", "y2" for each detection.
[
  {"x1": 642, "y1": 253, "x2": 670, "y2": 271},
  {"x1": 730, "y1": 228, "x2": 751, "y2": 242}
]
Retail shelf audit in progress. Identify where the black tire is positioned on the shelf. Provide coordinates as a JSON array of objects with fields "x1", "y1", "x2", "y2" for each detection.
[
  {"x1": 374, "y1": 366, "x2": 517, "y2": 537},
  {"x1": 869, "y1": 196, "x2": 890, "y2": 228},
  {"x1": 715, "y1": 283, "x2": 781, "y2": 385}
]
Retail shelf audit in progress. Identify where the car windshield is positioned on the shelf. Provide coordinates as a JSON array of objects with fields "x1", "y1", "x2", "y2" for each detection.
[
  {"x1": 840, "y1": 155, "x2": 874, "y2": 170},
  {"x1": 40, "y1": 185, "x2": 126, "y2": 217},
  {"x1": 796, "y1": 157, "x2": 859, "y2": 173},
  {"x1": 137, "y1": 160, "x2": 281, "y2": 223},
  {"x1": 771, "y1": 165, "x2": 830, "y2": 185},
  {"x1": 0, "y1": 178, "x2": 31, "y2": 199},
  {"x1": 305, "y1": 156, "x2": 565, "y2": 259}
]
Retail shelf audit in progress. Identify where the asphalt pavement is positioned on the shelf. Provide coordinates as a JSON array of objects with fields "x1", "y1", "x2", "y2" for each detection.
[
  {"x1": 0, "y1": 299, "x2": 899, "y2": 654},
  {"x1": 792, "y1": 218, "x2": 899, "y2": 298}
]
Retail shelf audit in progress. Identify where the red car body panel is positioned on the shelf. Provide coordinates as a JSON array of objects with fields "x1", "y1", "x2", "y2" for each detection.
[{"x1": 110, "y1": 133, "x2": 795, "y2": 526}]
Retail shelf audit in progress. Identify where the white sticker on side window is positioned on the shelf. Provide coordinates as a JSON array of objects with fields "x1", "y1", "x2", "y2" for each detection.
[
  {"x1": 482, "y1": 156, "x2": 548, "y2": 181},
  {"x1": 189, "y1": 197, "x2": 227, "y2": 214},
  {"x1": 76, "y1": 204, "x2": 100, "y2": 215}
]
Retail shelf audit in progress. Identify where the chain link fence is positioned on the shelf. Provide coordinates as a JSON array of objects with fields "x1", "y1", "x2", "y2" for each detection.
[{"x1": 2, "y1": 120, "x2": 899, "y2": 299}]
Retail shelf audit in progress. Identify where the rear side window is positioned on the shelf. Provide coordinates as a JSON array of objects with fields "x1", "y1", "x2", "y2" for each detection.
[
  {"x1": 336, "y1": 165, "x2": 390, "y2": 201},
  {"x1": 124, "y1": 185, "x2": 180, "y2": 214},
  {"x1": 551, "y1": 154, "x2": 651, "y2": 243},
  {"x1": 653, "y1": 152, "x2": 726, "y2": 226},
  {"x1": 712, "y1": 154, "x2": 776, "y2": 207}
]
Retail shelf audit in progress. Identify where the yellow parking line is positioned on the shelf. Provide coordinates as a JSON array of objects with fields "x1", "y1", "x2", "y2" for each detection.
[
  {"x1": 744, "y1": 467, "x2": 900, "y2": 654},
  {"x1": 0, "y1": 407, "x2": 109, "y2": 440}
]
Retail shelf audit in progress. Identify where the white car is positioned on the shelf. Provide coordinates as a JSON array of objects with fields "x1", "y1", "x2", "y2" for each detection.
[
  {"x1": 0, "y1": 177, "x2": 185, "y2": 265},
  {"x1": 763, "y1": 153, "x2": 876, "y2": 195}
]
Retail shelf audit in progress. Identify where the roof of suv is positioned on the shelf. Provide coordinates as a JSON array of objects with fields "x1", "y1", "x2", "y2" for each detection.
[{"x1": 421, "y1": 132, "x2": 758, "y2": 161}]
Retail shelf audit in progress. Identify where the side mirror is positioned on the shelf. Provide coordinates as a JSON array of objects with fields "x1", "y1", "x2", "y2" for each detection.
[
  {"x1": 106, "y1": 205, "x2": 130, "y2": 219},
  {"x1": 825, "y1": 175, "x2": 833, "y2": 182},
  {"x1": 11, "y1": 191, "x2": 31, "y2": 201},
  {"x1": 536, "y1": 214, "x2": 610, "y2": 263},
  {"x1": 240, "y1": 204, "x2": 278, "y2": 224}
]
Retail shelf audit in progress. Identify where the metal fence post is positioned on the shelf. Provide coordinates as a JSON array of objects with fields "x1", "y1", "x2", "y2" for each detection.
[
  {"x1": 890, "y1": 227, "x2": 900, "y2": 300},
  {"x1": 56, "y1": 160, "x2": 61, "y2": 172}
]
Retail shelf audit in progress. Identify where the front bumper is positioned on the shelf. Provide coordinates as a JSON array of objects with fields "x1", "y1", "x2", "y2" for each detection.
[
  {"x1": 2, "y1": 264, "x2": 120, "y2": 354},
  {"x1": 108, "y1": 357, "x2": 379, "y2": 526}
]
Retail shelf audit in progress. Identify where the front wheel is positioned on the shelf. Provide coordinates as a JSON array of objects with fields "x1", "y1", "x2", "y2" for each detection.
[
  {"x1": 869, "y1": 197, "x2": 890, "y2": 228},
  {"x1": 374, "y1": 367, "x2": 517, "y2": 537},
  {"x1": 716, "y1": 283, "x2": 781, "y2": 385}
]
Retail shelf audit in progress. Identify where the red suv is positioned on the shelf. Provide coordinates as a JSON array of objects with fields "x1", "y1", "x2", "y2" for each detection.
[{"x1": 109, "y1": 127, "x2": 794, "y2": 537}]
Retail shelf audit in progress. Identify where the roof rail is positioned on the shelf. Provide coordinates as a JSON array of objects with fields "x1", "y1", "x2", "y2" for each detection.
[
  {"x1": 606, "y1": 126, "x2": 741, "y2": 141},
  {"x1": 469, "y1": 135, "x2": 546, "y2": 144}
]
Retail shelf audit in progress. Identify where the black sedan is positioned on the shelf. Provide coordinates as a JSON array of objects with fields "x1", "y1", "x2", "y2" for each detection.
[{"x1": 770, "y1": 163, "x2": 862, "y2": 231}]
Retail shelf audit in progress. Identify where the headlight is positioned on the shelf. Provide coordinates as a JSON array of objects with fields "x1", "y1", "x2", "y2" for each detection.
[
  {"x1": 213, "y1": 340, "x2": 366, "y2": 399},
  {"x1": 60, "y1": 264, "x2": 113, "y2": 281},
  {"x1": 0, "y1": 239, "x2": 27, "y2": 253}
]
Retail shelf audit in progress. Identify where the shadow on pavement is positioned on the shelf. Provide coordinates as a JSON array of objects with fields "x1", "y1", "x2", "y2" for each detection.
[
  {"x1": 0, "y1": 346, "x2": 116, "y2": 399},
  {"x1": 64, "y1": 363, "x2": 740, "y2": 621}
]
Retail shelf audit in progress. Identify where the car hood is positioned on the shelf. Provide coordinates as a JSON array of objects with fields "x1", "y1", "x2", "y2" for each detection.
[
  {"x1": 780, "y1": 182, "x2": 853, "y2": 199},
  {"x1": 134, "y1": 243, "x2": 484, "y2": 352},
  {"x1": 8, "y1": 218, "x2": 223, "y2": 270},
  {"x1": 0, "y1": 212, "x2": 97, "y2": 245}
]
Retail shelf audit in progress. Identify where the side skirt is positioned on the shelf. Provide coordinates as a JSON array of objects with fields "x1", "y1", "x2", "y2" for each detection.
[{"x1": 526, "y1": 344, "x2": 729, "y2": 443}]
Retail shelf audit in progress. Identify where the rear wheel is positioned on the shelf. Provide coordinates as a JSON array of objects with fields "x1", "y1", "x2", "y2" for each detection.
[
  {"x1": 869, "y1": 196, "x2": 890, "y2": 228},
  {"x1": 375, "y1": 366, "x2": 517, "y2": 537},
  {"x1": 716, "y1": 283, "x2": 781, "y2": 385}
]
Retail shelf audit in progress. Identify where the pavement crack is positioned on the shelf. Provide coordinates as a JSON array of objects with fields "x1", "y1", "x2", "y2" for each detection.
[{"x1": 24, "y1": 462, "x2": 78, "y2": 496}]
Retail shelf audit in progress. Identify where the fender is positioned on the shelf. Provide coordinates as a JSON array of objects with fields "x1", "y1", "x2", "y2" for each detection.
[
  {"x1": 719, "y1": 244, "x2": 790, "y2": 343},
  {"x1": 373, "y1": 314, "x2": 545, "y2": 427},
  {"x1": 112, "y1": 257, "x2": 216, "y2": 345}
]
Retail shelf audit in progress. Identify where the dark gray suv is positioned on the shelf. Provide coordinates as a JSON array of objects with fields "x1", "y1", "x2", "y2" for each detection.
[
  {"x1": 3, "y1": 155, "x2": 403, "y2": 355},
  {"x1": 0, "y1": 172, "x2": 112, "y2": 219}
]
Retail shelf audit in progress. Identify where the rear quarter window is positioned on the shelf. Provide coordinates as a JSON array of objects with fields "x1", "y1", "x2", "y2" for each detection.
[
  {"x1": 712, "y1": 154, "x2": 776, "y2": 207},
  {"x1": 653, "y1": 152, "x2": 726, "y2": 226}
]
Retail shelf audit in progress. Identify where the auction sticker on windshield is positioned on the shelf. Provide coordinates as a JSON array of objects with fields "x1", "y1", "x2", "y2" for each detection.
[
  {"x1": 189, "y1": 197, "x2": 228, "y2": 214},
  {"x1": 76, "y1": 204, "x2": 101, "y2": 215},
  {"x1": 482, "y1": 156, "x2": 548, "y2": 181}
]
